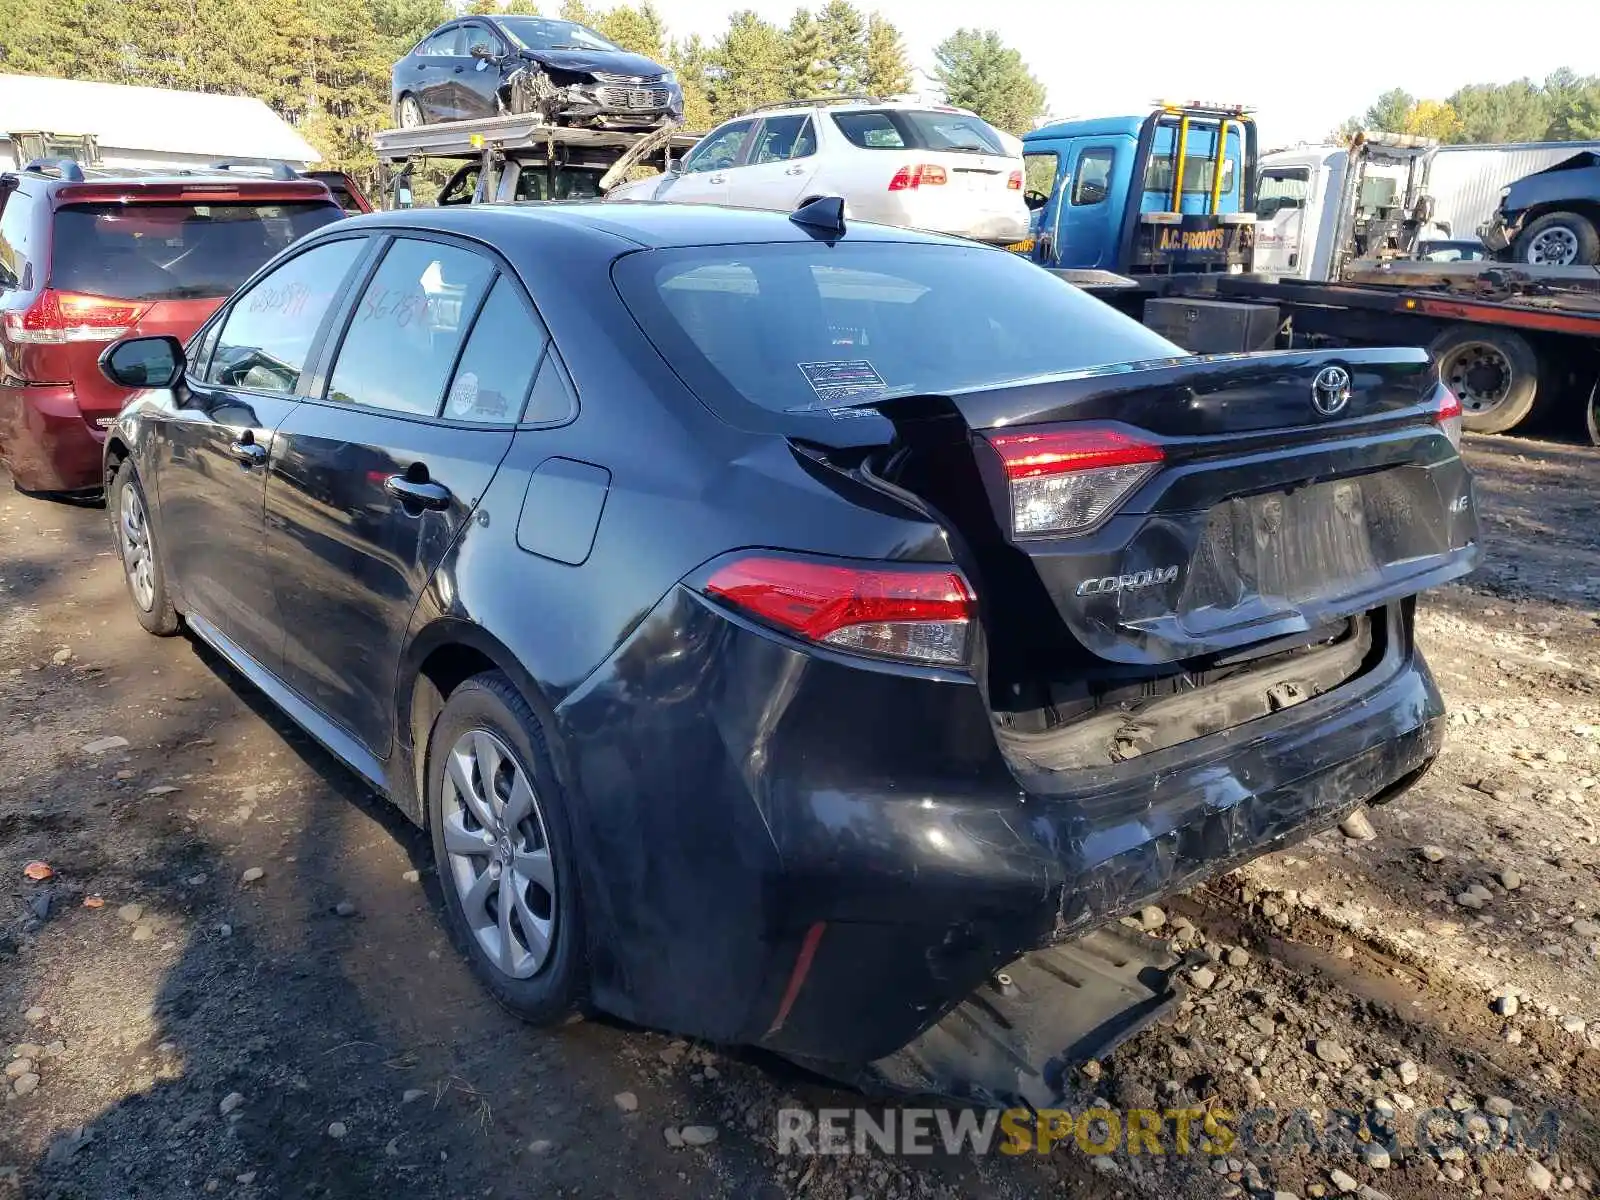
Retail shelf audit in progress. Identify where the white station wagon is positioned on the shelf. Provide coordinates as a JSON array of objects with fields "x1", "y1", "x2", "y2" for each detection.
[{"x1": 608, "y1": 99, "x2": 1030, "y2": 246}]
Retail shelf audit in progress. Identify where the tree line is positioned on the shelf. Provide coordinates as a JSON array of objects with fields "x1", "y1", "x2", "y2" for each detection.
[
  {"x1": 1336, "y1": 70, "x2": 1600, "y2": 145},
  {"x1": 0, "y1": 0, "x2": 1048, "y2": 185}
]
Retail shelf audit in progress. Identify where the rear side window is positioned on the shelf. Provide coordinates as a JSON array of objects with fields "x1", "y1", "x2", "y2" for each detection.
[
  {"x1": 0, "y1": 185, "x2": 36, "y2": 288},
  {"x1": 613, "y1": 242, "x2": 1182, "y2": 427},
  {"x1": 750, "y1": 116, "x2": 815, "y2": 164},
  {"x1": 444, "y1": 277, "x2": 550, "y2": 425},
  {"x1": 50, "y1": 202, "x2": 343, "y2": 302},
  {"x1": 326, "y1": 238, "x2": 494, "y2": 417},
  {"x1": 210, "y1": 237, "x2": 366, "y2": 395},
  {"x1": 832, "y1": 109, "x2": 1005, "y2": 155}
]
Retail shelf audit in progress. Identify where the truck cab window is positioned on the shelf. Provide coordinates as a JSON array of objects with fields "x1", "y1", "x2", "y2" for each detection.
[
  {"x1": 1072, "y1": 148, "x2": 1115, "y2": 206},
  {"x1": 1257, "y1": 167, "x2": 1310, "y2": 219},
  {"x1": 1022, "y1": 152, "x2": 1058, "y2": 211}
]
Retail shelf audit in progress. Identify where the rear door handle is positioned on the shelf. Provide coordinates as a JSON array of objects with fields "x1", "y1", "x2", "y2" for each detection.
[
  {"x1": 785, "y1": 165, "x2": 806, "y2": 175},
  {"x1": 384, "y1": 475, "x2": 452, "y2": 511},
  {"x1": 708, "y1": 173, "x2": 725, "y2": 184},
  {"x1": 228, "y1": 439, "x2": 267, "y2": 467}
]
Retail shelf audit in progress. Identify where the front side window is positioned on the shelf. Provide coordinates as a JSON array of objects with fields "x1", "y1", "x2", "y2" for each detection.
[
  {"x1": 209, "y1": 238, "x2": 365, "y2": 395},
  {"x1": 750, "y1": 116, "x2": 815, "y2": 165},
  {"x1": 1072, "y1": 148, "x2": 1115, "y2": 206},
  {"x1": 1256, "y1": 167, "x2": 1311, "y2": 219},
  {"x1": 683, "y1": 121, "x2": 754, "y2": 174},
  {"x1": 326, "y1": 238, "x2": 494, "y2": 417}
]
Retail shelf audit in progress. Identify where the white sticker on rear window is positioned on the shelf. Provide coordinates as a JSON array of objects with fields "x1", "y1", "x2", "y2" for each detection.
[{"x1": 797, "y1": 359, "x2": 888, "y2": 407}]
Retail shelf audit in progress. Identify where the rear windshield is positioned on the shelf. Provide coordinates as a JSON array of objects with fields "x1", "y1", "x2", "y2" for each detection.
[
  {"x1": 51, "y1": 202, "x2": 343, "y2": 301},
  {"x1": 612, "y1": 241, "x2": 1182, "y2": 426},
  {"x1": 831, "y1": 109, "x2": 1006, "y2": 155}
]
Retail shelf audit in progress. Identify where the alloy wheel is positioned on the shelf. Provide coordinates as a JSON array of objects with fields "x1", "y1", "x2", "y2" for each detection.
[
  {"x1": 400, "y1": 97, "x2": 424, "y2": 129},
  {"x1": 1440, "y1": 341, "x2": 1513, "y2": 414},
  {"x1": 117, "y1": 483, "x2": 156, "y2": 613},
  {"x1": 441, "y1": 728, "x2": 557, "y2": 980}
]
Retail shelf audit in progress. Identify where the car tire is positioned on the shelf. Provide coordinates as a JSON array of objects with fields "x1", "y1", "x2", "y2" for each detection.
[
  {"x1": 1429, "y1": 325, "x2": 1541, "y2": 435},
  {"x1": 1513, "y1": 211, "x2": 1600, "y2": 267},
  {"x1": 1586, "y1": 376, "x2": 1600, "y2": 448},
  {"x1": 398, "y1": 95, "x2": 425, "y2": 128},
  {"x1": 426, "y1": 671, "x2": 588, "y2": 1025},
  {"x1": 108, "y1": 458, "x2": 180, "y2": 636}
]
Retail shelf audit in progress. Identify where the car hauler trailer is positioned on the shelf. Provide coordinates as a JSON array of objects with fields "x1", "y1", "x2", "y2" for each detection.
[{"x1": 372, "y1": 112, "x2": 700, "y2": 209}]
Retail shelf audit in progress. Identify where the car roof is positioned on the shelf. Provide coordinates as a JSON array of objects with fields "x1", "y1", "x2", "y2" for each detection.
[
  {"x1": 745, "y1": 99, "x2": 984, "y2": 121},
  {"x1": 335, "y1": 200, "x2": 981, "y2": 253}
]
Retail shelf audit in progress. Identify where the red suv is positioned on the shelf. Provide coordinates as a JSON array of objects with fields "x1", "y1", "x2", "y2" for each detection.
[{"x1": 0, "y1": 160, "x2": 345, "y2": 494}]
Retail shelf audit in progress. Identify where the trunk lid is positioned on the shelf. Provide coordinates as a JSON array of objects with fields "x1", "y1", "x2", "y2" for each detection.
[{"x1": 862, "y1": 348, "x2": 1479, "y2": 666}]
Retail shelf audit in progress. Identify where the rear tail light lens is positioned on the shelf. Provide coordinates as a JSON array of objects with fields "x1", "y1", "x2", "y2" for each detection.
[
  {"x1": 1433, "y1": 385, "x2": 1463, "y2": 449},
  {"x1": 984, "y1": 425, "x2": 1165, "y2": 538},
  {"x1": 703, "y1": 555, "x2": 975, "y2": 667},
  {"x1": 887, "y1": 164, "x2": 949, "y2": 191},
  {"x1": 1007, "y1": 170, "x2": 1023, "y2": 190},
  {"x1": 3, "y1": 289, "x2": 151, "y2": 344}
]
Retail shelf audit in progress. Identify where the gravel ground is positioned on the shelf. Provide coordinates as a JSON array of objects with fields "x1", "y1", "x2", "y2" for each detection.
[{"x1": 1, "y1": 432, "x2": 1597, "y2": 1200}]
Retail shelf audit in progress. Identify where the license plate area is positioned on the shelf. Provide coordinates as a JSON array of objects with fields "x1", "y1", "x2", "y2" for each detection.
[{"x1": 1175, "y1": 470, "x2": 1447, "y2": 636}]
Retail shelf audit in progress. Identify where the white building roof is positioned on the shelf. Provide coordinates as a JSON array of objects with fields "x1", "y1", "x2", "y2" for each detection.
[{"x1": 0, "y1": 73, "x2": 320, "y2": 164}]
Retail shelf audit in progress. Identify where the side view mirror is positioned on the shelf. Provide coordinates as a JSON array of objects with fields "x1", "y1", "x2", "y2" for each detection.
[
  {"x1": 100, "y1": 335, "x2": 185, "y2": 390},
  {"x1": 667, "y1": 156, "x2": 686, "y2": 176},
  {"x1": 396, "y1": 185, "x2": 414, "y2": 209},
  {"x1": 469, "y1": 43, "x2": 495, "y2": 59}
]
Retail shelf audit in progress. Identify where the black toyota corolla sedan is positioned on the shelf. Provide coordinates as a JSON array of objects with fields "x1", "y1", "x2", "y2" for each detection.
[{"x1": 97, "y1": 201, "x2": 1478, "y2": 1103}]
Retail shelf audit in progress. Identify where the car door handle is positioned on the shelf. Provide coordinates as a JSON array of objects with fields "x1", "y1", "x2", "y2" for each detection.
[
  {"x1": 384, "y1": 475, "x2": 452, "y2": 511},
  {"x1": 453, "y1": 65, "x2": 464, "y2": 73},
  {"x1": 784, "y1": 165, "x2": 806, "y2": 175},
  {"x1": 228, "y1": 439, "x2": 267, "y2": 467},
  {"x1": 708, "y1": 174, "x2": 725, "y2": 184}
]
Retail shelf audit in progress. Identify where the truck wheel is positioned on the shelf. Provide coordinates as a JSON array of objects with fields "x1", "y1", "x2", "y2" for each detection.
[
  {"x1": 1430, "y1": 326, "x2": 1540, "y2": 435},
  {"x1": 1513, "y1": 211, "x2": 1600, "y2": 267}
]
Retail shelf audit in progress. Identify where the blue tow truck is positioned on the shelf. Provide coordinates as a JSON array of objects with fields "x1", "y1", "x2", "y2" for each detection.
[{"x1": 1016, "y1": 101, "x2": 1258, "y2": 278}]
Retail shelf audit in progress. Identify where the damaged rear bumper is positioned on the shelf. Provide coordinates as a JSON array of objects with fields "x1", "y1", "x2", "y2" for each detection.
[{"x1": 557, "y1": 593, "x2": 1442, "y2": 1072}]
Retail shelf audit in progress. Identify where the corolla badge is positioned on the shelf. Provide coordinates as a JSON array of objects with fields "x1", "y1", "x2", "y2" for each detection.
[
  {"x1": 1311, "y1": 365, "x2": 1352, "y2": 416},
  {"x1": 1076, "y1": 565, "x2": 1180, "y2": 596}
]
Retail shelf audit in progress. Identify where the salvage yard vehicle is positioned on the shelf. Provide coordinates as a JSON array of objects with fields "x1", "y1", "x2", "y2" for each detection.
[
  {"x1": 0, "y1": 157, "x2": 343, "y2": 494},
  {"x1": 392, "y1": 14, "x2": 684, "y2": 131},
  {"x1": 1479, "y1": 150, "x2": 1600, "y2": 266},
  {"x1": 1017, "y1": 102, "x2": 1258, "y2": 275},
  {"x1": 606, "y1": 98, "x2": 1029, "y2": 247},
  {"x1": 97, "y1": 200, "x2": 1479, "y2": 1106}
]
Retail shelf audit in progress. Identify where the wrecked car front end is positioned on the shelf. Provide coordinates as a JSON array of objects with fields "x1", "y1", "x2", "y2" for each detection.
[{"x1": 515, "y1": 61, "x2": 684, "y2": 128}]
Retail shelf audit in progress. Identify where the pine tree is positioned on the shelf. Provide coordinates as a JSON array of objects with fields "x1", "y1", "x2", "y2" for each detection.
[
  {"x1": 665, "y1": 33, "x2": 714, "y2": 128},
  {"x1": 559, "y1": 0, "x2": 599, "y2": 26},
  {"x1": 862, "y1": 12, "x2": 909, "y2": 98},
  {"x1": 783, "y1": 9, "x2": 830, "y2": 100},
  {"x1": 933, "y1": 28, "x2": 1045, "y2": 134},
  {"x1": 815, "y1": 0, "x2": 865, "y2": 94},
  {"x1": 598, "y1": 2, "x2": 666, "y2": 59},
  {"x1": 710, "y1": 10, "x2": 789, "y2": 120}
]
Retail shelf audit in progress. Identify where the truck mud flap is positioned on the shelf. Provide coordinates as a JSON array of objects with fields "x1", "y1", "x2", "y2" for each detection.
[{"x1": 829, "y1": 927, "x2": 1191, "y2": 1109}]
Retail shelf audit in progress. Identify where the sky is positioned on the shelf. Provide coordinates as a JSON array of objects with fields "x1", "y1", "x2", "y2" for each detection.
[{"x1": 658, "y1": 0, "x2": 1590, "y2": 147}]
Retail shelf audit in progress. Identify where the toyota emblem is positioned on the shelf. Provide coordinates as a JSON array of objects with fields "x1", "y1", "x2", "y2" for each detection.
[{"x1": 1311, "y1": 365, "x2": 1352, "y2": 416}]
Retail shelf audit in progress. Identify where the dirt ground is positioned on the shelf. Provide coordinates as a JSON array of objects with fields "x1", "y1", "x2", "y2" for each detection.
[{"x1": 2, "y1": 433, "x2": 1597, "y2": 1200}]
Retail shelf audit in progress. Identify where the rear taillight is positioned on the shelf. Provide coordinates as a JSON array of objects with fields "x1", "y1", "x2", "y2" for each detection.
[
  {"x1": 888, "y1": 164, "x2": 948, "y2": 191},
  {"x1": 1433, "y1": 385, "x2": 1463, "y2": 449},
  {"x1": 703, "y1": 554, "x2": 975, "y2": 667},
  {"x1": 1007, "y1": 170, "x2": 1023, "y2": 190},
  {"x1": 3, "y1": 290, "x2": 151, "y2": 344},
  {"x1": 984, "y1": 425, "x2": 1165, "y2": 538}
]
